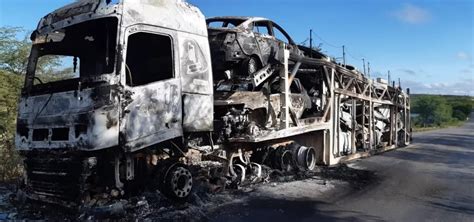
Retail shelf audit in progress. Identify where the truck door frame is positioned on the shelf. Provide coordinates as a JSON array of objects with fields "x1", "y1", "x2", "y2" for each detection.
[{"x1": 119, "y1": 24, "x2": 183, "y2": 152}]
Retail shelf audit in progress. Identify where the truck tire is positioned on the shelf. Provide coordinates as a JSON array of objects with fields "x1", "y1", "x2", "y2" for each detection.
[{"x1": 159, "y1": 163, "x2": 193, "y2": 201}]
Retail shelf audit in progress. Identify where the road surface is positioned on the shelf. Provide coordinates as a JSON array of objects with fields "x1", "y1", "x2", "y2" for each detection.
[{"x1": 208, "y1": 116, "x2": 474, "y2": 222}]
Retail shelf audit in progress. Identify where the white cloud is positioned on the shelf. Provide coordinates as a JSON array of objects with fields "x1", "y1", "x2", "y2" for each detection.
[
  {"x1": 456, "y1": 51, "x2": 471, "y2": 60},
  {"x1": 404, "y1": 79, "x2": 474, "y2": 96},
  {"x1": 398, "y1": 68, "x2": 417, "y2": 76},
  {"x1": 393, "y1": 4, "x2": 431, "y2": 24}
]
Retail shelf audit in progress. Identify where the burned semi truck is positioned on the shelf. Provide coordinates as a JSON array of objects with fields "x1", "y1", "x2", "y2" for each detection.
[{"x1": 15, "y1": 0, "x2": 411, "y2": 207}]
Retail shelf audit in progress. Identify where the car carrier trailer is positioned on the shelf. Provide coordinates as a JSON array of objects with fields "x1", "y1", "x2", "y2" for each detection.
[{"x1": 15, "y1": 0, "x2": 410, "y2": 207}]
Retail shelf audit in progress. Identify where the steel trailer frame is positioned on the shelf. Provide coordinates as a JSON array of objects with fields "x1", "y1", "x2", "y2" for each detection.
[{"x1": 225, "y1": 44, "x2": 411, "y2": 166}]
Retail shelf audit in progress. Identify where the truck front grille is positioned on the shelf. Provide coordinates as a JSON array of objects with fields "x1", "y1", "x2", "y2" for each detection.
[{"x1": 25, "y1": 155, "x2": 83, "y2": 203}]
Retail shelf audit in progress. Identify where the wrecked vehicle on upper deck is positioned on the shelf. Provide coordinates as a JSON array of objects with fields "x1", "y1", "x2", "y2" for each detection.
[
  {"x1": 206, "y1": 16, "x2": 330, "y2": 80},
  {"x1": 206, "y1": 17, "x2": 303, "y2": 79}
]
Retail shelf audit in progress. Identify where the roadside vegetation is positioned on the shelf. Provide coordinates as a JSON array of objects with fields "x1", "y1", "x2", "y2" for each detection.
[{"x1": 411, "y1": 94, "x2": 473, "y2": 131}]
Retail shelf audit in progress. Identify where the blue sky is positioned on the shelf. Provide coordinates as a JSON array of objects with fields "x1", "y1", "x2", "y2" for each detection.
[{"x1": 1, "y1": 0, "x2": 473, "y2": 95}]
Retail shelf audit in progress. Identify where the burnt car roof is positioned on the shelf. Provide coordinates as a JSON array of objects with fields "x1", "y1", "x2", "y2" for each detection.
[
  {"x1": 207, "y1": 16, "x2": 269, "y2": 21},
  {"x1": 207, "y1": 16, "x2": 273, "y2": 29}
]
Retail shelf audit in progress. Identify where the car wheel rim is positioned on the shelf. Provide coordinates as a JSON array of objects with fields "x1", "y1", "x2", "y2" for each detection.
[
  {"x1": 248, "y1": 58, "x2": 257, "y2": 74},
  {"x1": 170, "y1": 167, "x2": 193, "y2": 198}
]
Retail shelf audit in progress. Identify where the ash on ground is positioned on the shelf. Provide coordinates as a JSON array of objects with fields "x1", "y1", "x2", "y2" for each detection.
[{"x1": 0, "y1": 162, "x2": 377, "y2": 221}]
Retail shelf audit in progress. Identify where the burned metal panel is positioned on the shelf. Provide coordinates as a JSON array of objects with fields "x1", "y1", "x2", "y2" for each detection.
[
  {"x1": 207, "y1": 28, "x2": 262, "y2": 77},
  {"x1": 117, "y1": 21, "x2": 186, "y2": 151},
  {"x1": 119, "y1": 2, "x2": 212, "y2": 136},
  {"x1": 252, "y1": 33, "x2": 274, "y2": 65},
  {"x1": 178, "y1": 32, "x2": 213, "y2": 95},
  {"x1": 36, "y1": 0, "x2": 121, "y2": 36},
  {"x1": 15, "y1": 85, "x2": 120, "y2": 151},
  {"x1": 121, "y1": 0, "x2": 207, "y2": 37},
  {"x1": 214, "y1": 91, "x2": 268, "y2": 110},
  {"x1": 183, "y1": 94, "x2": 213, "y2": 132},
  {"x1": 122, "y1": 79, "x2": 183, "y2": 152}
]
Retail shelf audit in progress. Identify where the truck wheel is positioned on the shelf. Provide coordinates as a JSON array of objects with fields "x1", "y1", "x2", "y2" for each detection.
[
  {"x1": 241, "y1": 56, "x2": 260, "y2": 75},
  {"x1": 273, "y1": 146, "x2": 294, "y2": 172},
  {"x1": 161, "y1": 163, "x2": 193, "y2": 200},
  {"x1": 299, "y1": 146, "x2": 316, "y2": 171}
]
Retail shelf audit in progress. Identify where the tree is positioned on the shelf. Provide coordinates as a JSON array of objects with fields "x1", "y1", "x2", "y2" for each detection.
[
  {"x1": 413, "y1": 95, "x2": 452, "y2": 127},
  {"x1": 0, "y1": 70, "x2": 23, "y2": 181},
  {"x1": 451, "y1": 102, "x2": 472, "y2": 120},
  {"x1": 0, "y1": 70, "x2": 22, "y2": 134},
  {"x1": 452, "y1": 109, "x2": 467, "y2": 121},
  {"x1": 0, "y1": 27, "x2": 32, "y2": 75},
  {"x1": 0, "y1": 26, "x2": 60, "y2": 75}
]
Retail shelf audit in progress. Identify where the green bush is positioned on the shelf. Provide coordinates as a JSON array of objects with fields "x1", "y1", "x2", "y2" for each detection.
[
  {"x1": 452, "y1": 109, "x2": 468, "y2": 121},
  {"x1": 412, "y1": 95, "x2": 452, "y2": 127},
  {"x1": 0, "y1": 70, "x2": 23, "y2": 181},
  {"x1": 0, "y1": 133, "x2": 23, "y2": 181}
]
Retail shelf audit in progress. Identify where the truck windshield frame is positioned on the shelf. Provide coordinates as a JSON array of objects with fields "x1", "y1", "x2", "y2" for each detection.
[{"x1": 25, "y1": 17, "x2": 119, "y2": 92}]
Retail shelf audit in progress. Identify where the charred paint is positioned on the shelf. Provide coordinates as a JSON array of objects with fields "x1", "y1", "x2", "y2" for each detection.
[{"x1": 122, "y1": 79, "x2": 183, "y2": 151}]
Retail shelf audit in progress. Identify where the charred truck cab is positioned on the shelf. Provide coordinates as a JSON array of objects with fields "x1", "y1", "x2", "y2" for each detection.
[{"x1": 17, "y1": 0, "x2": 213, "y2": 206}]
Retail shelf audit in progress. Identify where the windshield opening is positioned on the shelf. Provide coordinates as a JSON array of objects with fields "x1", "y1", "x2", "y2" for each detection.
[{"x1": 27, "y1": 17, "x2": 118, "y2": 88}]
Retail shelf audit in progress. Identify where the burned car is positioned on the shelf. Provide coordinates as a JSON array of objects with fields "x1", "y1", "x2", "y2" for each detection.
[
  {"x1": 206, "y1": 16, "x2": 303, "y2": 79},
  {"x1": 207, "y1": 16, "x2": 330, "y2": 80}
]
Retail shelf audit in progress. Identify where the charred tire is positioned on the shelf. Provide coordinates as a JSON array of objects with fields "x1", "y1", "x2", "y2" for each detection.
[
  {"x1": 240, "y1": 56, "x2": 261, "y2": 75},
  {"x1": 159, "y1": 163, "x2": 193, "y2": 201},
  {"x1": 295, "y1": 146, "x2": 317, "y2": 171},
  {"x1": 273, "y1": 146, "x2": 294, "y2": 172}
]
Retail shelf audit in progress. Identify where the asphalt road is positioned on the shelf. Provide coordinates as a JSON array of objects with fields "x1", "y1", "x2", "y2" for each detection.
[{"x1": 208, "y1": 116, "x2": 474, "y2": 222}]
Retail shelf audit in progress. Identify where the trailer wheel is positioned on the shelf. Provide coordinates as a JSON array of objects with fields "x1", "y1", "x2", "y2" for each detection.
[
  {"x1": 161, "y1": 163, "x2": 193, "y2": 200},
  {"x1": 290, "y1": 144, "x2": 317, "y2": 171},
  {"x1": 274, "y1": 146, "x2": 294, "y2": 172},
  {"x1": 303, "y1": 146, "x2": 317, "y2": 171}
]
